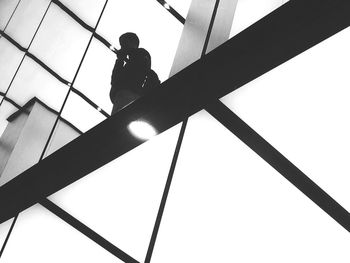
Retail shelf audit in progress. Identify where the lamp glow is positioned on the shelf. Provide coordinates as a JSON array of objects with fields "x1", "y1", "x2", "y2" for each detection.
[{"x1": 128, "y1": 120, "x2": 157, "y2": 140}]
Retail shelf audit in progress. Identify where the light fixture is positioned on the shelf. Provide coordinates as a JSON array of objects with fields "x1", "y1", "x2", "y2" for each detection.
[{"x1": 127, "y1": 120, "x2": 157, "y2": 141}]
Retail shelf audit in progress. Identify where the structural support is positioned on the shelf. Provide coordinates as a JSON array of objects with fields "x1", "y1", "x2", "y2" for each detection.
[
  {"x1": 206, "y1": 100, "x2": 350, "y2": 232},
  {"x1": 40, "y1": 199, "x2": 139, "y2": 263},
  {"x1": 145, "y1": 1, "x2": 238, "y2": 262},
  {"x1": 0, "y1": 0, "x2": 349, "y2": 224}
]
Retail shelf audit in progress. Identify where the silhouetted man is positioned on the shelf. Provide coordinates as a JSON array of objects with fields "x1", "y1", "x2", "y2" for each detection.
[{"x1": 110, "y1": 33, "x2": 160, "y2": 115}]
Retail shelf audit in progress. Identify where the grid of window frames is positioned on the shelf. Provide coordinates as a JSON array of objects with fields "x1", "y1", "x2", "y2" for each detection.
[{"x1": 1, "y1": 0, "x2": 350, "y2": 262}]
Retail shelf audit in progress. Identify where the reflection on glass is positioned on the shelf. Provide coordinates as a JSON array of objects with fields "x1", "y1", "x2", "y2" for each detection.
[
  {"x1": 59, "y1": 0, "x2": 106, "y2": 28},
  {"x1": 221, "y1": 28, "x2": 350, "y2": 209},
  {"x1": 7, "y1": 56, "x2": 68, "y2": 111},
  {"x1": 74, "y1": 38, "x2": 115, "y2": 114},
  {"x1": 0, "y1": 0, "x2": 20, "y2": 30},
  {"x1": 29, "y1": 3, "x2": 91, "y2": 81},
  {"x1": 0, "y1": 35, "x2": 25, "y2": 93},
  {"x1": 60, "y1": 91, "x2": 106, "y2": 133},
  {"x1": 0, "y1": 205, "x2": 121, "y2": 262},
  {"x1": 151, "y1": 110, "x2": 350, "y2": 263},
  {"x1": 4, "y1": 0, "x2": 50, "y2": 48},
  {"x1": 49, "y1": 123, "x2": 181, "y2": 262},
  {"x1": 97, "y1": 0, "x2": 183, "y2": 81},
  {"x1": 230, "y1": 0, "x2": 284, "y2": 37},
  {"x1": 163, "y1": 0, "x2": 191, "y2": 18}
]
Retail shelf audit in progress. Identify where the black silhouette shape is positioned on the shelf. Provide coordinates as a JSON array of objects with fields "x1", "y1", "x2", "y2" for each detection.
[{"x1": 110, "y1": 33, "x2": 160, "y2": 115}]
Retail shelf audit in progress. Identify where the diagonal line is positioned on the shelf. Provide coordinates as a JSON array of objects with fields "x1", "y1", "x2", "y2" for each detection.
[
  {"x1": 38, "y1": 0, "x2": 110, "y2": 161},
  {"x1": 0, "y1": 30, "x2": 109, "y2": 117},
  {"x1": 52, "y1": 0, "x2": 94, "y2": 32},
  {"x1": 155, "y1": 0, "x2": 186, "y2": 24},
  {"x1": 0, "y1": 0, "x2": 52, "y2": 107},
  {"x1": 144, "y1": 119, "x2": 188, "y2": 263},
  {"x1": 0, "y1": 92, "x2": 21, "y2": 109},
  {"x1": 0, "y1": 215, "x2": 18, "y2": 258},
  {"x1": 0, "y1": 0, "x2": 22, "y2": 34},
  {"x1": 40, "y1": 198, "x2": 139, "y2": 263},
  {"x1": 206, "y1": 100, "x2": 350, "y2": 232},
  {"x1": 145, "y1": 1, "x2": 220, "y2": 261},
  {"x1": 1, "y1": 0, "x2": 349, "y2": 225}
]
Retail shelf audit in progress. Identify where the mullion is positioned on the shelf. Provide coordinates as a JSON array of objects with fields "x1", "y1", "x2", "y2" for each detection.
[
  {"x1": 0, "y1": 1, "x2": 52, "y2": 107},
  {"x1": 0, "y1": 30, "x2": 110, "y2": 118},
  {"x1": 0, "y1": 216, "x2": 18, "y2": 259},
  {"x1": 40, "y1": 198, "x2": 139, "y2": 263},
  {"x1": 155, "y1": 0, "x2": 186, "y2": 24},
  {"x1": 206, "y1": 100, "x2": 350, "y2": 232},
  {"x1": 0, "y1": 0, "x2": 110, "y2": 258},
  {"x1": 0, "y1": 0, "x2": 22, "y2": 35},
  {"x1": 145, "y1": 1, "x2": 220, "y2": 262},
  {"x1": 0, "y1": 92, "x2": 21, "y2": 109},
  {"x1": 37, "y1": 0, "x2": 110, "y2": 161}
]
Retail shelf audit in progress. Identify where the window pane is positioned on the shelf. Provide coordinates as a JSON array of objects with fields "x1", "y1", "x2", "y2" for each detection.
[
  {"x1": 6, "y1": 56, "x2": 68, "y2": 111},
  {"x1": 0, "y1": 218, "x2": 14, "y2": 247},
  {"x1": 0, "y1": 37, "x2": 25, "y2": 93},
  {"x1": 97, "y1": 0, "x2": 183, "y2": 82},
  {"x1": 49, "y1": 123, "x2": 181, "y2": 261},
  {"x1": 0, "y1": 101, "x2": 18, "y2": 137},
  {"x1": 60, "y1": 91, "x2": 106, "y2": 133},
  {"x1": 229, "y1": 0, "x2": 284, "y2": 37},
  {"x1": 221, "y1": 28, "x2": 350, "y2": 209},
  {"x1": 0, "y1": 57, "x2": 69, "y2": 186},
  {"x1": 29, "y1": 4, "x2": 91, "y2": 81},
  {"x1": 74, "y1": 38, "x2": 115, "y2": 114},
  {"x1": 44, "y1": 120, "x2": 81, "y2": 157},
  {"x1": 5, "y1": 0, "x2": 50, "y2": 48},
  {"x1": 59, "y1": 0, "x2": 106, "y2": 28},
  {"x1": 0, "y1": 0, "x2": 20, "y2": 30},
  {"x1": 0, "y1": 205, "x2": 121, "y2": 262},
  {"x1": 41, "y1": 91, "x2": 100, "y2": 157},
  {"x1": 0, "y1": 99, "x2": 69, "y2": 186},
  {"x1": 151, "y1": 110, "x2": 350, "y2": 263}
]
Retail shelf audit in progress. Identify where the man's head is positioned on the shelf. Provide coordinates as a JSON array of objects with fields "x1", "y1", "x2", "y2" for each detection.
[{"x1": 119, "y1": 32, "x2": 139, "y2": 49}]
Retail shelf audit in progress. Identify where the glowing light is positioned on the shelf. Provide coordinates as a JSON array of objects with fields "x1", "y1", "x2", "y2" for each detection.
[
  {"x1": 163, "y1": 3, "x2": 170, "y2": 10},
  {"x1": 127, "y1": 120, "x2": 157, "y2": 140}
]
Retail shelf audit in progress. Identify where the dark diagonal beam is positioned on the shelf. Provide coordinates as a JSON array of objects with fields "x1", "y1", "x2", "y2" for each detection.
[
  {"x1": 0, "y1": 0, "x2": 349, "y2": 223},
  {"x1": 40, "y1": 199, "x2": 139, "y2": 263},
  {"x1": 206, "y1": 100, "x2": 350, "y2": 232}
]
